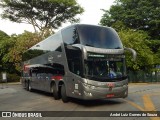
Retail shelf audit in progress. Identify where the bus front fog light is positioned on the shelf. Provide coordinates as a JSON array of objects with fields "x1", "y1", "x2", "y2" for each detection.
[
  {"x1": 83, "y1": 83, "x2": 95, "y2": 89},
  {"x1": 83, "y1": 83, "x2": 91, "y2": 88},
  {"x1": 89, "y1": 93, "x2": 92, "y2": 97},
  {"x1": 123, "y1": 84, "x2": 127, "y2": 88},
  {"x1": 91, "y1": 86, "x2": 95, "y2": 89},
  {"x1": 84, "y1": 91, "x2": 89, "y2": 96},
  {"x1": 84, "y1": 91, "x2": 92, "y2": 97}
]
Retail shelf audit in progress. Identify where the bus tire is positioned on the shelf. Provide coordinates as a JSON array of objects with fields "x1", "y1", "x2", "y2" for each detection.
[
  {"x1": 61, "y1": 84, "x2": 69, "y2": 103},
  {"x1": 24, "y1": 80, "x2": 27, "y2": 89},
  {"x1": 52, "y1": 84, "x2": 60, "y2": 100},
  {"x1": 28, "y1": 81, "x2": 32, "y2": 92},
  {"x1": 26, "y1": 81, "x2": 29, "y2": 91}
]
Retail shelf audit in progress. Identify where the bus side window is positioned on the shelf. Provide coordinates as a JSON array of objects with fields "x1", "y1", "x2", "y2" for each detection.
[
  {"x1": 32, "y1": 73, "x2": 36, "y2": 77},
  {"x1": 29, "y1": 69, "x2": 32, "y2": 77},
  {"x1": 37, "y1": 73, "x2": 41, "y2": 79}
]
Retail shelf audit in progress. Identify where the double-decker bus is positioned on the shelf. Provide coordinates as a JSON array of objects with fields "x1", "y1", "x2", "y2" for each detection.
[{"x1": 21, "y1": 24, "x2": 136, "y2": 103}]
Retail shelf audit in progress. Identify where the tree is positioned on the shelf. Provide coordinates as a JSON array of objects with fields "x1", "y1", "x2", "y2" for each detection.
[
  {"x1": 119, "y1": 29, "x2": 155, "y2": 71},
  {"x1": 0, "y1": 0, "x2": 84, "y2": 37},
  {"x1": 0, "y1": 30, "x2": 43, "y2": 73},
  {"x1": 100, "y1": 0, "x2": 160, "y2": 40},
  {"x1": 5, "y1": 31, "x2": 42, "y2": 71},
  {"x1": 0, "y1": 30, "x2": 9, "y2": 41},
  {"x1": 0, "y1": 30, "x2": 10, "y2": 67},
  {"x1": 145, "y1": 40, "x2": 160, "y2": 65},
  {"x1": 0, "y1": 31, "x2": 16, "y2": 73}
]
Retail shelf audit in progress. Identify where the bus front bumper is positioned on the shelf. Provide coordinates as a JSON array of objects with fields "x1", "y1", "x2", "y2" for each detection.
[{"x1": 81, "y1": 84, "x2": 128, "y2": 100}]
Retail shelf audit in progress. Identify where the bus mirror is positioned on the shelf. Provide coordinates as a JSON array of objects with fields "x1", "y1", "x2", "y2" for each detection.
[
  {"x1": 124, "y1": 48, "x2": 137, "y2": 61},
  {"x1": 66, "y1": 45, "x2": 77, "y2": 50}
]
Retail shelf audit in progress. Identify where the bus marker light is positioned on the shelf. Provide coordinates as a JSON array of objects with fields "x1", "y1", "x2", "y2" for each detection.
[{"x1": 51, "y1": 76, "x2": 62, "y2": 80}]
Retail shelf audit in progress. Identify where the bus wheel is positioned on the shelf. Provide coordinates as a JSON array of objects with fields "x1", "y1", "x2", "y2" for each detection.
[
  {"x1": 52, "y1": 84, "x2": 60, "y2": 100},
  {"x1": 26, "y1": 81, "x2": 29, "y2": 91},
  {"x1": 61, "y1": 84, "x2": 69, "y2": 103},
  {"x1": 28, "y1": 82, "x2": 32, "y2": 92}
]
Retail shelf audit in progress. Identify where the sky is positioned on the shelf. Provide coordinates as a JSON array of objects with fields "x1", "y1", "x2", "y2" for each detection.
[{"x1": 0, "y1": 0, "x2": 115, "y2": 35}]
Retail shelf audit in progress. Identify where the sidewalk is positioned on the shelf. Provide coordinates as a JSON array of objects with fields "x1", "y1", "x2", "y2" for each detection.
[
  {"x1": 0, "y1": 82, "x2": 20, "y2": 95},
  {"x1": 0, "y1": 86, "x2": 17, "y2": 94},
  {"x1": 0, "y1": 82, "x2": 21, "y2": 85}
]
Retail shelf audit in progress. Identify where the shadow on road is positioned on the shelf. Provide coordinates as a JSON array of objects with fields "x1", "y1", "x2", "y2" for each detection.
[
  {"x1": 30, "y1": 89, "x2": 124, "y2": 107},
  {"x1": 70, "y1": 98, "x2": 124, "y2": 107}
]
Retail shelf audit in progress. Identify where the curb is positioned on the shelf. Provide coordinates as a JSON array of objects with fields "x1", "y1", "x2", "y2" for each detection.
[
  {"x1": 129, "y1": 82, "x2": 160, "y2": 85},
  {"x1": 0, "y1": 82, "x2": 21, "y2": 85}
]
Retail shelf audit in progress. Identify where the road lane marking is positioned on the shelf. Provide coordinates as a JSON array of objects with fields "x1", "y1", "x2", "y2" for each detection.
[
  {"x1": 143, "y1": 94, "x2": 160, "y2": 120},
  {"x1": 123, "y1": 99, "x2": 145, "y2": 111},
  {"x1": 143, "y1": 94, "x2": 156, "y2": 111},
  {"x1": 124, "y1": 94, "x2": 160, "y2": 120}
]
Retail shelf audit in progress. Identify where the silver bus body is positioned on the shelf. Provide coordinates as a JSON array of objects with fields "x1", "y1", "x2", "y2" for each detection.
[{"x1": 21, "y1": 24, "x2": 133, "y2": 101}]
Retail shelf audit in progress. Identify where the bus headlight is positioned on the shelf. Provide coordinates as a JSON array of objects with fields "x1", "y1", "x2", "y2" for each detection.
[
  {"x1": 83, "y1": 78, "x2": 88, "y2": 84},
  {"x1": 91, "y1": 86, "x2": 95, "y2": 89},
  {"x1": 82, "y1": 83, "x2": 95, "y2": 90},
  {"x1": 123, "y1": 84, "x2": 127, "y2": 88},
  {"x1": 84, "y1": 91, "x2": 93, "y2": 97}
]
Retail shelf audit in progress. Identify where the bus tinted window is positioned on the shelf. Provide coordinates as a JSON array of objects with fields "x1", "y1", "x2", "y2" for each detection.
[
  {"x1": 27, "y1": 64, "x2": 65, "y2": 76},
  {"x1": 62, "y1": 26, "x2": 80, "y2": 45},
  {"x1": 65, "y1": 46, "x2": 83, "y2": 76},
  {"x1": 22, "y1": 32, "x2": 62, "y2": 61},
  {"x1": 77, "y1": 25, "x2": 123, "y2": 49},
  {"x1": 30, "y1": 33, "x2": 62, "y2": 52},
  {"x1": 22, "y1": 49, "x2": 45, "y2": 61}
]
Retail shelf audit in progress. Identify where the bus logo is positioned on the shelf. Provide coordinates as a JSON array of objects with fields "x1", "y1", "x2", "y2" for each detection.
[{"x1": 48, "y1": 55, "x2": 54, "y2": 62}]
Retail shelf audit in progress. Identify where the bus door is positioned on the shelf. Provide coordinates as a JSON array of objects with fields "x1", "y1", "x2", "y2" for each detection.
[{"x1": 65, "y1": 46, "x2": 83, "y2": 97}]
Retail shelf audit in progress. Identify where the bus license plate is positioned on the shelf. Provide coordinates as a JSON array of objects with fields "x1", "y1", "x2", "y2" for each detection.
[{"x1": 106, "y1": 94, "x2": 115, "y2": 98}]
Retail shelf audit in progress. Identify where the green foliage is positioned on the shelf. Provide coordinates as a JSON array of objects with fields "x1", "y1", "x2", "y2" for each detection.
[
  {"x1": 4, "y1": 73, "x2": 20, "y2": 82},
  {"x1": 0, "y1": 30, "x2": 10, "y2": 58},
  {"x1": 0, "y1": 31, "x2": 16, "y2": 73},
  {"x1": 119, "y1": 29, "x2": 154, "y2": 71},
  {"x1": 0, "y1": 30, "x2": 9, "y2": 41},
  {"x1": 0, "y1": 30, "x2": 43, "y2": 74},
  {"x1": 100, "y1": 0, "x2": 160, "y2": 40},
  {"x1": 100, "y1": 0, "x2": 160, "y2": 71},
  {"x1": 5, "y1": 31, "x2": 43, "y2": 71},
  {"x1": 8, "y1": 74, "x2": 20, "y2": 82},
  {"x1": 146, "y1": 40, "x2": 160, "y2": 53},
  {"x1": 146, "y1": 40, "x2": 160, "y2": 65}
]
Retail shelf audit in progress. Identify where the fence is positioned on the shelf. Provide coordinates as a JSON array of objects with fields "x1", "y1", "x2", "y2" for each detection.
[{"x1": 128, "y1": 70, "x2": 160, "y2": 83}]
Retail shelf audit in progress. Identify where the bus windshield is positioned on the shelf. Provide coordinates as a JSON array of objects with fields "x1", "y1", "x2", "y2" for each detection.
[
  {"x1": 77, "y1": 25, "x2": 123, "y2": 49},
  {"x1": 84, "y1": 58, "x2": 126, "y2": 81}
]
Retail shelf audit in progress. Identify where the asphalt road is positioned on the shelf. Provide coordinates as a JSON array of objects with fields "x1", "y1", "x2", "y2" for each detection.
[{"x1": 0, "y1": 83, "x2": 160, "y2": 120}]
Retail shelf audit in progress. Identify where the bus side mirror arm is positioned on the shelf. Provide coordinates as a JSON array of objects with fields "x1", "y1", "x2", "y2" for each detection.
[
  {"x1": 82, "y1": 47, "x2": 87, "y2": 60},
  {"x1": 124, "y1": 47, "x2": 137, "y2": 61},
  {"x1": 72, "y1": 44, "x2": 87, "y2": 60}
]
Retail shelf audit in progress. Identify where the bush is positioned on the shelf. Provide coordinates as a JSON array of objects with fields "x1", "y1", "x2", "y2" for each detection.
[{"x1": 0, "y1": 73, "x2": 20, "y2": 83}]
